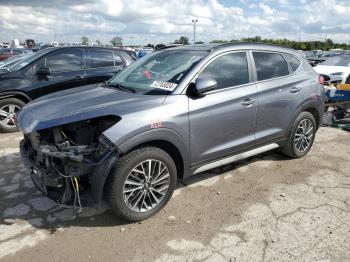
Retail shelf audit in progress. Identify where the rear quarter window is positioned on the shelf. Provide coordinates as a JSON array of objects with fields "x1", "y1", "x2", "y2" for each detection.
[
  {"x1": 253, "y1": 52, "x2": 289, "y2": 81},
  {"x1": 284, "y1": 54, "x2": 301, "y2": 72},
  {"x1": 113, "y1": 52, "x2": 124, "y2": 66}
]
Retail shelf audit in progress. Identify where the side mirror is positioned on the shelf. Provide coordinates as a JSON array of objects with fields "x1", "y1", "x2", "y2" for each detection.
[
  {"x1": 37, "y1": 67, "x2": 50, "y2": 76},
  {"x1": 195, "y1": 77, "x2": 217, "y2": 95}
]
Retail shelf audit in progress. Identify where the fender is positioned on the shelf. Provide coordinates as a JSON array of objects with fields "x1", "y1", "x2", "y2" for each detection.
[
  {"x1": 288, "y1": 98, "x2": 324, "y2": 131},
  {"x1": 91, "y1": 128, "x2": 191, "y2": 204},
  {"x1": 0, "y1": 91, "x2": 31, "y2": 102},
  {"x1": 117, "y1": 128, "x2": 190, "y2": 171}
]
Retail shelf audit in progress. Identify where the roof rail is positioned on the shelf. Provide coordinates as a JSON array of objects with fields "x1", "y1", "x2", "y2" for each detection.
[{"x1": 210, "y1": 41, "x2": 295, "y2": 51}]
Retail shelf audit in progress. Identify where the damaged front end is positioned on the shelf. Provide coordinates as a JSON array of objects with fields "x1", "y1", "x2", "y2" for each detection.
[{"x1": 20, "y1": 116, "x2": 120, "y2": 207}]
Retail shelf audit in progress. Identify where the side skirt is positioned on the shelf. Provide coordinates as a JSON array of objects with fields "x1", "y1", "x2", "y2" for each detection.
[{"x1": 193, "y1": 143, "x2": 279, "y2": 174}]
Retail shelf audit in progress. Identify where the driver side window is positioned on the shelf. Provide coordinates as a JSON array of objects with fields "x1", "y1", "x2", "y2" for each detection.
[{"x1": 199, "y1": 52, "x2": 249, "y2": 90}]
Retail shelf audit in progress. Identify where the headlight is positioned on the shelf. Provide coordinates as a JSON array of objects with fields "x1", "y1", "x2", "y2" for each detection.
[{"x1": 330, "y1": 72, "x2": 344, "y2": 76}]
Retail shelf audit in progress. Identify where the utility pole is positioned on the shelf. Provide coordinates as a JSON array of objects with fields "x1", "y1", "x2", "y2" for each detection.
[{"x1": 192, "y1": 19, "x2": 198, "y2": 44}]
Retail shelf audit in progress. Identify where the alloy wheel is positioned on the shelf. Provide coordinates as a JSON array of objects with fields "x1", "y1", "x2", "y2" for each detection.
[
  {"x1": 123, "y1": 159, "x2": 171, "y2": 212},
  {"x1": 0, "y1": 104, "x2": 20, "y2": 128},
  {"x1": 294, "y1": 119, "x2": 314, "y2": 153}
]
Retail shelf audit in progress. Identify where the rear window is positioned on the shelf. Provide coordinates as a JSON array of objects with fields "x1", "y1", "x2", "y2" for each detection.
[
  {"x1": 253, "y1": 52, "x2": 289, "y2": 81},
  {"x1": 285, "y1": 54, "x2": 301, "y2": 72},
  {"x1": 88, "y1": 50, "x2": 114, "y2": 68}
]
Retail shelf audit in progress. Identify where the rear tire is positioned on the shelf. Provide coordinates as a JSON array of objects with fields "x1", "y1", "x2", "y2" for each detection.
[
  {"x1": 106, "y1": 147, "x2": 177, "y2": 222},
  {"x1": 281, "y1": 111, "x2": 316, "y2": 158},
  {"x1": 0, "y1": 98, "x2": 25, "y2": 133}
]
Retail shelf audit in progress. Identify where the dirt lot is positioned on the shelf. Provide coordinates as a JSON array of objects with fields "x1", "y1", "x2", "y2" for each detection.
[{"x1": 0, "y1": 127, "x2": 349, "y2": 262}]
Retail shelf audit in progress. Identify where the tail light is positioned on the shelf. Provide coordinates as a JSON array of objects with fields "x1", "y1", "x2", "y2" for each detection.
[{"x1": 319, "y1": 75, "x2": 325, "y2": 85}]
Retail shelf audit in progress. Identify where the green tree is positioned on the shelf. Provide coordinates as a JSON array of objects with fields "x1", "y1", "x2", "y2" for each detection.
[
  {"x1": 173, "y1": 36, "x2": 189, "y2": 45},
  {"x1": 81, "y1": 36, "x2": 89, "y2": 46},
  {"x1": 95, "y1": 39, "x2": 102, "y2": 46},
  {"x1": 110, "y1": 36, "x2": 123, "y2": 47},
  {"x1": 210, "y1": 39, "x2": 228, "y2": 43}
]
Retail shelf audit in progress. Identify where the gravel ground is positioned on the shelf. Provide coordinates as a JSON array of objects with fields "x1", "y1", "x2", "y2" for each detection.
[{"x1": 0, "y1": 127, "x2": 349, "y2": 262}]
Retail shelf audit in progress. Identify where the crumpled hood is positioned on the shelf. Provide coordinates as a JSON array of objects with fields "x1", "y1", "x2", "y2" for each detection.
[{"x1": 18, "y1": 84, "x2": 166, "y2": 133}]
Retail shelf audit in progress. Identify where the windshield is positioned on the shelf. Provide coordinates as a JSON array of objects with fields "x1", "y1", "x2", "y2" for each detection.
[
  {"x1": 7, "y1": 48, "x2": 51, "y2": 72},
  {"x1": 322, "y1": 56, "x2": 350, "y2": 66},
  {"x1": 107, "y1": 49, "x2": 208, "y2": 95}
]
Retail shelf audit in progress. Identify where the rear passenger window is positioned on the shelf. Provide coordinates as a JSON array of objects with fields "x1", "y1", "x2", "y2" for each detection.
[
  {"x1": 88, "y1": 50, "x2": 114, "y2": 68},
  {"x1": 284, "y1": 54, "x2": 301, "y2": 72},
  {"x1": 199, "y1": 52, "x2": 249, "y2": 90},
  {"x1": 253, "y1": 52, "x2": 289, "y2": 81}
]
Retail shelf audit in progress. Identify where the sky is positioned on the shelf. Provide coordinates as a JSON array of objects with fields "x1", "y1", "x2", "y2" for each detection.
[{"x1": 0, "y1": 0, "x2": 349, "y2": 45}]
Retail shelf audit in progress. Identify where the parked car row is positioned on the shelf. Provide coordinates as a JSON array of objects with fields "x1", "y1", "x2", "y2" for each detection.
[
  {"x1": 0, "y1": 48, "x2": 32, "y2": 61},
  {"x1": 0, "y1": 46, "x2": 136, "y2": 132},
  {"x1": 302, "y1": 49, "x2": 350, "y2": 67}
]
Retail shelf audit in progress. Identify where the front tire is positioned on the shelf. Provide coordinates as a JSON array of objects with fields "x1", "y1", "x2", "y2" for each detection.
[
  {"x1": 281, "y1": 111, "x2": 316, "y2": 158},
  {"x1": 106, "y1": 147, "x2": 177, "y2": 222},
  {"x1": 0, "y1": 98, "x2": 25, "y2": 133}
]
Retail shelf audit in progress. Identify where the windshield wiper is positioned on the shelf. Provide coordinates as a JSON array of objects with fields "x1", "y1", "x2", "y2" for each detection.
[{"x1": 105, "y1": 82, "x2": 136, "y2": 93}]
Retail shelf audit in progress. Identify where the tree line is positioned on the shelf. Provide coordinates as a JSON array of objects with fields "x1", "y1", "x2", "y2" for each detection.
[
  {"x1": 210, "y1": 36, "x2": 349, "y2": 51},
  {"x1": 80, "y1": 35, "x2": 349, "y2": 51},
  {"x1": 81, "y1": 36, "x2": 123, "y2": 46}
]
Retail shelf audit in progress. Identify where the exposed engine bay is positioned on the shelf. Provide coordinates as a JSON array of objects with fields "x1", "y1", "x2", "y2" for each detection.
[{"x1": 21, "y1": 116, "x2": 119, "y2": 211}]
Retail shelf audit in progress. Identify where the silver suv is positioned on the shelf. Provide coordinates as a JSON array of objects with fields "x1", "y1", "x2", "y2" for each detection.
[{"x1": 18, "y1": 43, "x2": 324, "y2": 221}]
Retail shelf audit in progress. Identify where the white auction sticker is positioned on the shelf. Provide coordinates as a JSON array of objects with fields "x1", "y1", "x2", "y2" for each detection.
[{"x1": 151, "y1": 80, "x2": 177, "y2": 91}]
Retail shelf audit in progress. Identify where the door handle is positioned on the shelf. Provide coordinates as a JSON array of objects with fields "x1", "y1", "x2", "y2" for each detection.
[
  {"x1": 241, "y1": 99, "x2": 255, "y2": 106},
  {"x1": 290, "y1": 87, "x2": 301, "y2": 93},
  {"x1": 74, "y1": 75, "x2": 84, "y2": 80}
]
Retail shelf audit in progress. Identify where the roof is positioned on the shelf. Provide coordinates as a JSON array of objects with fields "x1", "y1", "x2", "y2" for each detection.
[
  {"x1": 46, "y1": 46, "x2": 130, "y2": 51},
  {"x1": 164, "y1": 42, "x2": 297, "y2": 54}
]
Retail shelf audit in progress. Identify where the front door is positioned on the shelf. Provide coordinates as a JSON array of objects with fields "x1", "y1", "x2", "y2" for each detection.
[
  {"x1": 188, "y1": 51, "x2": 258, "y2": 165},
  {"x1": 30, "y1": 48, "x2": 86, "y2": 98}
]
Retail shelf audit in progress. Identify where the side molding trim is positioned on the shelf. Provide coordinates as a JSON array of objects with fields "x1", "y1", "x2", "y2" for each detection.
[{"x1": 193, "y1": 143, "x2": 279, "y2": 174}]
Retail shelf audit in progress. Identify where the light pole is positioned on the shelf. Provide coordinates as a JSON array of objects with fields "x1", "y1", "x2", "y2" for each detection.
[{"x1": 192, "y1": 19, "x2": 198, "y2": 44}]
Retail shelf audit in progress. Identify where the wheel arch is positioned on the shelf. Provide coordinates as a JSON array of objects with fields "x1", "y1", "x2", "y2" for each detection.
[
  {"x1": 0, "y1": 91, "x2": 31, "y2": 104},
  {"x1": 116, "y1": 128, "x2": 190, "y2": 179},
  {"x1": 92, "y1": 129, "x2": 190, "y2": 204},
  {"x1": 289, "y1": 99, "x2": 323, "y2": 131},
  {"x1": 120, "y1": 139, "x2": 185, "y2": 180}
]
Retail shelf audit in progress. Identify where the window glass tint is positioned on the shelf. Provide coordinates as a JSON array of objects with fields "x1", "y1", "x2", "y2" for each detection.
[
  {"x1": 253, "y1": 52, "x2": 289, "y2": 81},
  {"x1": 199, "y1": 52, "x2": 249, "y2": 90},
  {"x1": 46, "y1": 50, "x2": 82, "y2": 72},
  {"x1": 89, "y1": 50, "x2": 114, "y2": 68},
  {"x1": 113, "y1": 52, "x2": 124, "y2": 66},
  {"x1": 285, "y1": 54, "x2": 301, "y2": 71}
]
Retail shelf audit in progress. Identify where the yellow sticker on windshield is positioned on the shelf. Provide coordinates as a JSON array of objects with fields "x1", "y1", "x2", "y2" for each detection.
[{"x1": 151, "y1": 81, "x2": 177, "y2": 91}]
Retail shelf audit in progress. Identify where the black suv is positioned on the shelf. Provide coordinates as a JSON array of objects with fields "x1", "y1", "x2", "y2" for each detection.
[{"x1": 0, "y1": 46, "x2": 135, "y2": 132}]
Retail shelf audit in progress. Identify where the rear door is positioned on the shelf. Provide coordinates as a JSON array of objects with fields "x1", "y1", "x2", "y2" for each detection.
[
  {"x1": 85, "y1": 49, "x2": 124, "y2": 84},
  {"x1": 188, "y1": 51, "x2": 258, "y2": 164},
  {"x1": 252, "y1": 51, "x2": 305, "y2": 144},
  {"x1": 28, "y1": 48, "x2": 86, "y2": 98}
]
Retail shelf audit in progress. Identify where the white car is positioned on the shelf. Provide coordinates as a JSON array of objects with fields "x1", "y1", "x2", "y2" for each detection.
[{"x1": 314, "y1": 55, "x2": 350, "y2": 85}]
